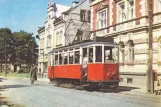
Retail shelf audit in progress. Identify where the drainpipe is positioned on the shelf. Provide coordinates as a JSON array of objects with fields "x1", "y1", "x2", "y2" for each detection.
[{"x1": 147, "y1": 0, "x2": 154, "y2": 93}]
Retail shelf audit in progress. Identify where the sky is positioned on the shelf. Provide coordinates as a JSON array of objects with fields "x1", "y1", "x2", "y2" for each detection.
[{"x1": 0, "y1": 0, "x2": 74, "y2": 37}]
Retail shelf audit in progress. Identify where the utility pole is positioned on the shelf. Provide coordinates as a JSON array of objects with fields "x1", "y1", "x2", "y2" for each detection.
[
  {"x1": 31, "y1": 40, "x2": 34, "y2": 67},
  {"x1": 147, "y1": 0, "x2": 154, "y2": 93},
  {"x1": 5, "y1": 42, "x2": 7, "y2": 77}
]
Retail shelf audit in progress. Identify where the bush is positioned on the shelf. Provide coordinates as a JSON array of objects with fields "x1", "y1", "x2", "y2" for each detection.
[{"x1": 18, "y1": 68, "x2": 24, "y2": 73}]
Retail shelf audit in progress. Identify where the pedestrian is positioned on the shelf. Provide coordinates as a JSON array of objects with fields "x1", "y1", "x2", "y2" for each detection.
[
  {"x1": 82, "y1": 54, "x2": 88, "y2": 80},
  {"x1": 29, "y1": 64, "x2": 37, "y2": 85}
]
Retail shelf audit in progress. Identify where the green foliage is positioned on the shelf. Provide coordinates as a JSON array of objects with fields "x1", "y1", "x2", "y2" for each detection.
[
  {"x1": 13, "y1": 30, "x2": 38, "y2": 66},
  {"x1": 0, "y1": 28, "x2": 38, "y2": 72},
  {"x1": 18, "y1": 68, "x2": 24, "y2": 73},
  {"x1": 0, "y1": 28, "x2": 14, "y2": 67}
]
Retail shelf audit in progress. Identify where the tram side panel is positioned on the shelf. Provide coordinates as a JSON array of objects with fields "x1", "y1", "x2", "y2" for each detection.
[
  {"x1": 104, "y1": 64, "x2": 119, "y2": 81},
  {"x1": 54, "y1": 65, "x2": 82, "y2": 79},
  {"x1": 87, "y1": 63, "x2": 104, "y2": 81},
  {"x1": 87, "y1": 63, "x2": 119, "y2": 82},
  {"x1": 48, "y1": 66, "x2": 54, "y2": 79}
]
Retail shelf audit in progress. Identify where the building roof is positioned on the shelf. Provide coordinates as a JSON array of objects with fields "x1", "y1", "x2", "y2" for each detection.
[
  {"x1": 54, "y1": 0, "x2": 87, "y2": 25},
  {"x1": 54, "y1": 16, "x2": 63, "y2": 24},
  {"x1": 62, "y1": 0, "x2": 87, "y2": 14},
  {"x1": 38, "y1": 26, "x2": 45, "y2": 33}
]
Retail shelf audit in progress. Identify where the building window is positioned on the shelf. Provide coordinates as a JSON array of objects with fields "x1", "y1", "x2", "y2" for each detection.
[
  {"x1": 118, "y1": 2, "x2": 126, "y2": 22},
  {"x1": 119, "y1": 41, "x2": 125, "y2": 62},
  {"x1": 120, "y1": 78, "x2": 123, "y2": 82},
  {"x1": 47, "y1": 35, "x2": 51, "y2": 47},
  {"x1": 128, "y1": 0, "x2": 134, "y2": 20},
  {"x1": 80, "y1": 10, "x2": 86, "y2": 21},
  {"x1": 127, "y1": 40, "x2": 134, "y2": 62},
  {"x1": 56, "y1": 31, "x2": 62, "y2": 46},
  {"x1": 127, "y1": 78, "x2": 133, "y2": 83},
  {"x1": 41, "y1": 38, "x2": 44, "y2": 49},
  {"x1": 97, "y1": 10, "x2": 106, "y2": 29},
  {"x1": 59, "y1": 31, "x2": 62, "y2": 44},
  {"x1": 158, "y1": 0, "x2": 161, "y2": 12},
  {"x1": 40, "y1": 39, "x2": 42, "y2": 49},
  {"x1": 56, "y1": 32, "x2": 59, "y2": 45},
  {"x1": 80, "y1": 10, "x2": 90, "y2": 22}
]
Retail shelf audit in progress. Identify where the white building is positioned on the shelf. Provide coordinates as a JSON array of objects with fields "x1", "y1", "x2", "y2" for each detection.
[
  {"x1": 38, "y1": 1, "x2": 70, "y2": 75},
  {"x1": 38, "y1": 0, "x2": 91, "y2": 77}
]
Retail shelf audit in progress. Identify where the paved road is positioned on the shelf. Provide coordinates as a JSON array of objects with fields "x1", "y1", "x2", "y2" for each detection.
[{"x1": 0, "y1": 77, "x2": 161, "y2": 107}]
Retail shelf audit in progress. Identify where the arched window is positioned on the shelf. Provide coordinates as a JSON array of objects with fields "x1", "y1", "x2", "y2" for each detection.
[
  {"x1": 127, "y1": 40, "x2": 134, "y2": 62},
  {"x1": 119, "y1": 41, "x2": 125, "y2": 62}
]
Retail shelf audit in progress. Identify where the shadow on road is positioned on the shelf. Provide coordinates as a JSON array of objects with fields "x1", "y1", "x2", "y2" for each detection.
[
  {"x1": 0, "y1": 85, "x2": 29, "y2": 90},
  {"x1": 0, "y1": 78, "x2": 7, "y2": 82},
  {"x1": 97, "y1": 86, "x2": 140, "y2": 93},
  {"x1": 83, "y1": 86, "x2": 140, "y2": 93}
]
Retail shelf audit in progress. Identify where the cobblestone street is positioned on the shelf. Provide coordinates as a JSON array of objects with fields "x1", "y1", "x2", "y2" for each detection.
[{"x1": 0, "y1": 77, "x2": 160, "y2": 107}]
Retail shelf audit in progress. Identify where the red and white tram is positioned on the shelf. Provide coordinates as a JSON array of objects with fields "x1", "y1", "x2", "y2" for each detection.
[{"x1": 48, "y1": 37, "x2": 119, "y2": 89}]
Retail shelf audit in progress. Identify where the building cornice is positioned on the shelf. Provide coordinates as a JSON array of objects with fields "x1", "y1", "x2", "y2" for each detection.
[{"x1": 38, "y1": 26, "x2": 45, "y2": 33}]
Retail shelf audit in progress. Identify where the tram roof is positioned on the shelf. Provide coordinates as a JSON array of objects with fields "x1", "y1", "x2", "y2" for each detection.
[{"x1": 48, "y1": 37, "x2": 118, "y2": 54}]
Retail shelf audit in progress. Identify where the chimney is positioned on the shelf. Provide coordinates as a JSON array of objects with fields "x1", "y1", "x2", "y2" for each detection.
[{"x1": 72, "y1": 1, "x2": 79, "y2": 7}]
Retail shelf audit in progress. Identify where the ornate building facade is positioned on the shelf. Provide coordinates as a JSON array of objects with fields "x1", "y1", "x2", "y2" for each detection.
[
  {"x1": 90, "y1": 0, "x2": 161, "y2": 92},
  {"x1": 38, "y1": 1, "x2": 70, "y2": 76}
]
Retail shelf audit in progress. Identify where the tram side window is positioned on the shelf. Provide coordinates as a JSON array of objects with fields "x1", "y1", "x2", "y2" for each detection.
[
  {"x1": 55, "y1": 55, "x2": 58, "y2": 65},
  {"x1": 96, "y1": 46, "x2": 102, "y2": 62},
  {"x1": 75, "y1": 51, "x2": 80, "y2": 64},
  {"x1": 64, "y1": 53, "x2": 68, "y2": 64},
  {"x1": 83, "y1": 48, "x2": 87, "y2": 57},
  {"x1": 69, "y1": 52, "x2": 73, "y2": 64},
  {"x1": 52, "y1": 54, "x2": 54, "y2": 66},
  {"x1": 89, "y1": 47, "x2": 93, "y2": 63},
  {"x1": 59, "y1": 54, "x2": 63, "y2": 65}
]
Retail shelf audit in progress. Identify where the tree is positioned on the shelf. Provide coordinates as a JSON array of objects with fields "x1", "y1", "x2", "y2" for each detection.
[
  {"x1": 0, "y1": 28, "x2": 14, "y2": 72},
  {"x1": 13, "y1": 30, "x2": 38, "y2": 72}
]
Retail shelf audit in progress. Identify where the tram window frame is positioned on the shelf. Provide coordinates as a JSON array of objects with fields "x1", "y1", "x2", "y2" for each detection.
[
  {"x1": 55, "y1": 54, "x2": 58, "y2": 65},
  {"x1": 63, "y1": 52, "x2": 68, "y2": 65},
  {"x1": 75, "y1": 51, "x2": 80, "y2": 64},
  {"x1": 52, "y1": 54, "x2": 55, "y2": 66},
  {"x1": 69, "y1": 51, "x2": 74, "y2": 64},
  {"x1": 59, "y1": 53, "x2": 63, "y2": 65},
  {"x1": 95, "y1": 46, "x2": 102, "y2": 63},
  {"x1": 82, "y1": 48, "x2": 88, "y2": 62},
  {"x1": 104, "y1": 46, "x2": 119, "y2": 63},
  {"x1": 88, "y1": 47, "x2": 93, "y2": 63},
  {"x1": 104, "y1": 46, "x2": 113, "y2": 63}
]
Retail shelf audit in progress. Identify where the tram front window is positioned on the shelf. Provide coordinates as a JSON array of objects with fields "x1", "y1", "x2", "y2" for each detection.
[{"x1": 104, "y1": 46, "x2": 118, "y2": 63}]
